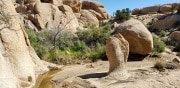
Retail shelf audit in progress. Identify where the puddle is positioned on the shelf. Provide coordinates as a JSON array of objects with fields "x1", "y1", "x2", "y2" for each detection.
[{"x1": 33, "y1": 69, "x2": 61, "y2": 88}]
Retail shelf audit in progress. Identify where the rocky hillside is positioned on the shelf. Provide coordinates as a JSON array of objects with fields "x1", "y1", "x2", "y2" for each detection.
[{"x1": 13, "y1": 0, "x2": 111, "y2": 32}]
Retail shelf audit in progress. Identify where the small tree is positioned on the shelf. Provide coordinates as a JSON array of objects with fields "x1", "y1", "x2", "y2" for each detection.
[{"x1": 115, "y1": 8, "x2": 131, "y2": 21}]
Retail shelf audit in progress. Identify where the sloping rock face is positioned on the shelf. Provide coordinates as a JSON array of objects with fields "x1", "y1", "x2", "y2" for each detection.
[
  {"x1": 78, "y1": 9, "x2": 99, "y2": 27},
  {"x1": 105, "y1": 33, "x2": 129, "y2": 80},
  {"x1": 114, "y1": 19, "x2": 153, "y2": 55},
  {"x1": 169, "y1": 31, "x2": 180, "y2": 41},
  {"x1": 82, "y1": 1, "x2": 110, "y2": 20},
  {"x1": 0, "y1": 0, "x2": 47, "y2": 87},
  {"x1": 62, "y1": 0, "x2": 82, "y2": 13},
  {"x1": 152, "y1": 15, "x2": 180, "y2": 30}
]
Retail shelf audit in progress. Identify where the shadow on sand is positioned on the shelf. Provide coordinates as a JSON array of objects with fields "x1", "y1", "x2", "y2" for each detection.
[{"x1": 78, "y1": 72, "x2": 108, "y2": 79}]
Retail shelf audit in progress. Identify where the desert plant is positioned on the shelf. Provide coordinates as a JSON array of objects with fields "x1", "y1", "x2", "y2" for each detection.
[
  {"x1": 26, "y1": 23, "x2": 112, "y2": 64},
  {"x1": 159, "y1": 30, "x2": 168, "y2": 37},
  {"x1": 154, "y1": 60, "x2": 167, "y2": 71},
  {"x1": 152, "y1": 34, "x2": 166, "y2": 54},
  {"x1": 115, "y1": 8, "x2": 131, "y2": 21}
]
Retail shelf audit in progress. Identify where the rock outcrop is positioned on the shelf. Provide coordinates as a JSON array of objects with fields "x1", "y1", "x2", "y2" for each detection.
[
  {"x1": 114, "y1": 19, "x2": 153, "y2": 55},
  {"x1": 132, "y1": 8, "x2": 140, "y2": 15},
  {"x1": 152, "y1": 15, "x2": 180, "y2": 30},
  {"x1": 132, "y1": 3, "x2": 180, "y2": 15},
  {"x1": 169, "y1": 31, "x2": 180, "y2": 41},
  {"x1": 82, "y1": 1, "x2": 110, "y2": 20},
  {"x1": 62, "y1": 0, "x2": 82, "y2": 13},
  {"x1": 14, "y1": 0, "x2": 110, "y2": 32},
  {"x1": 32, "y1": 2, "x2": 79, "y2": 32},
  {"x1": 0, "y1": 0, "x2": 48, "y2": 87},
  {"x1": 78, "y1": 9, "x2": 99, "y2": 27},
  {"x1": 140, "y1": 5, "x2": 160, "y2": 14},
  {"x1": 160, "y1": 4, "x2": 173, "y2": 13},
  {"x1": 105, "y1": 33, "x2": 129, "y2": 80}
]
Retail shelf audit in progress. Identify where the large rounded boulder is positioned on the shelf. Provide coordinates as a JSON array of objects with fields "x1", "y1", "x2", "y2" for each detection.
[
  {"x1": 114, "y1": 19, "x2": 153, "y2": 55},
  {"x1": 169, "y1": 31, "x2": 180, "y2": 41}
]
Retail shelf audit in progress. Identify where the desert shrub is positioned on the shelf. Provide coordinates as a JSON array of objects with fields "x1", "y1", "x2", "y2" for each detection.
[
  {"x1": 26, "y1": 23, "x2": 111, "y2": 64},
  {"x1": 154, "y1": 60, "x2": 178, "y2": 71},
  {"x1": 115, "y1": 8, "x2": 131, "y2": 21},
  {"x1": 154, "y1": 60, "x2": 166, "y2": 71},
  {"x1": 159, "y1": 30, "x2": 168, "y2": 37},
  {"x1": 152, "y1": 34, "x2": 166, "y2": 54}
]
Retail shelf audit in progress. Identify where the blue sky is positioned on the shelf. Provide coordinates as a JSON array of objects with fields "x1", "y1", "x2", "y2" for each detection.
[{"x1": 94, "y1": 0, "x2": 180, "y2": 15}]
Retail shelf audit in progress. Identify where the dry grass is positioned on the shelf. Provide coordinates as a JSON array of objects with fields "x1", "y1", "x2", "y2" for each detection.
[{"x1": 154, "y1": 60, "x2": 167, "y2": 71}]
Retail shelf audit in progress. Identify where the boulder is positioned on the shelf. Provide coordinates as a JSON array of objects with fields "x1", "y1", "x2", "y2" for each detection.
[
  {"x1": 160, "y1": 4, "x2": 173, "y2": 13},
  {"x1": 30, "y1": 2, "x2": 79, "y2": 32},
  {"x1": 62, "y1": 0, "x2": 82, "y2": 13},
  {"x1": 152, "y1": 15, "x2": 180, "y2": 30},
  {"x1": 169, "y1": 31, "x2": 180, "y2": 41},
  {"x1": 79, "y1": 9, "x2": 99, "y2": 27},
  {"x1": 172, "y1": 3, "x2": 180, "y2": 10},
  {"x1": 0, "y1": 0, "x2": 47, "y2": 87},
  {"x1": 89, "y1": 9, "x2": 104, "y2": 20},
  {"x1": 132, "y1": 8, "x2": 140, "y2": 15},
  {"x1": 82, "y1": 1, "x2": 110, "y2": 20},
  {"x1": 114, "y1": 19, "x2": 153, "y2": 55},
  {"x1": 105, "y1": 33, "x2": 129, "y2": 80},
  {"x1": 58, "y1": 5, "x2": 80, "y2": 32},
  {"x1": 173, "y1": 57, "x2": 180, "y2": 64},
  {"x1": 140, "y1": 5, "x2": 160, "y2": 14}
]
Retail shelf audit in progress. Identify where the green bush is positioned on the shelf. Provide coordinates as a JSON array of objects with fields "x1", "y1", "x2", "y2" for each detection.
[
  {"x1": 115, "y1": 8, "x2": 131, "y2": 21},
  {"x1": 152, "y1": 34, "x2": 166, "y2": 54},
  {"x1": 159, "y1": 30, "x2": 168, "y2": 37},
  {"x1": 26, "y1": 23, "x2": 112, "y2": 64}
]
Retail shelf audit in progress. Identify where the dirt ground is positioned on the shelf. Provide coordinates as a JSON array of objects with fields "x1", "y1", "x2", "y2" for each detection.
[{"x1": 36, "y1": 52, "x2": 180, "y2": 88}]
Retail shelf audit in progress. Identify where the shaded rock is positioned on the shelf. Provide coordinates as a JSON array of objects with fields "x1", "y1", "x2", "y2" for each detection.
[
  {"x1": 132, "y1": 8, "x2": 140, "y2": 15},
  {"x1": 152, "y1": 15, "x2": 180, "y2": 30},
  {"x1": 16, "y1": 0, "x2": 40, "y2": 5},
  {"x1": 40, "y1": 0, "x2": 62, "y2": 6},
  {"x1": 89, "y1": 9, "x2": 104, "y2": 20},
  {"x1": 62, "y1": 0, "x2": 82, "y2": 13},
  {"x1": 105, "y1": 33, "x2": 129, "y2": 80},
  {"x1": 82, "y1": 1, "x2": 110, "y2": 20},
  {"x1": 114, "y1": 19, "x2": 153, "y2": 55},
  {"x1": 140, "y1": 5, "x2": 160, "y2": 14},
  {"x1": 169, "y1": 31, "x2": 180, "y2": 41},
  {"x1": 15, "y1": 5, "x2": 27, "y2": 13},
  {"x1": 160, "y1": 4, "x2": 173, "y2": 13},
  {"x1": 172, "y1": 3, "x2": 180, "y2": 10},
  {"x1": 173, "y1": 58, "x2": 180, "y2": 64}
]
